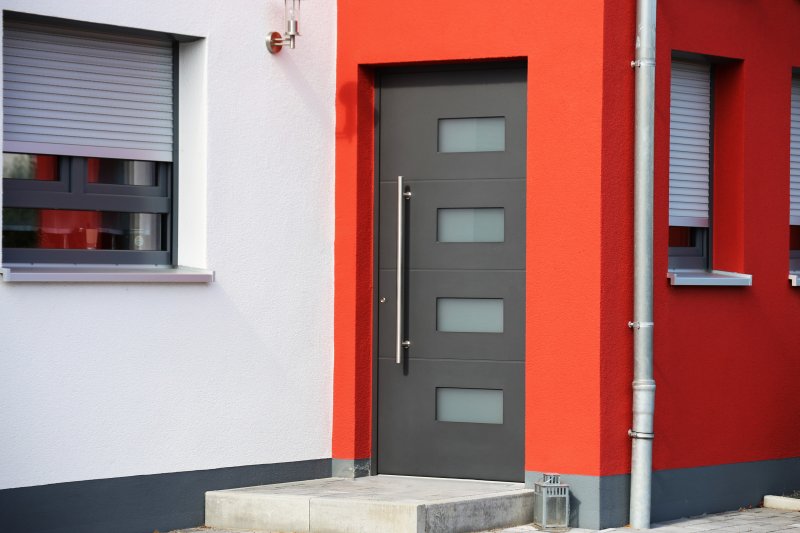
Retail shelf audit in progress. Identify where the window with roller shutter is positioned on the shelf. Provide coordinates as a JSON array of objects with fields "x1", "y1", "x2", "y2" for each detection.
[
  {"x1": 1, "y1": 17, "x2": 176, "y2": 265},
  {"x1": 668, "y1": 60, "x2": 711, "y2": 270},
  {"x1": 790, "y1": 76, "x2": 800, "y2": 270}
]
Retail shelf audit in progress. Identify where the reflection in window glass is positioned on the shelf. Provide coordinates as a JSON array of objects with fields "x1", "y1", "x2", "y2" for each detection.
[
  {"x1": 438, "y1": 117, "x2": 505, "y2": 153},
  {"x1": 668, "y1": 226, "x2": 697, "y2": 248},
  {"x1": 437, "y1": 298, "x2": 504, "y2": 333},
  {"x1": 3, "y1": 153, "x2": 58, "y2": 181},
  {"x1": 791, "y1": 226, "x2": 800, "y2": 251},
  {"x1": 2, "y1": 208, "x2": 163, "y2": 250},
  {"x1": 437, "y1": 388, "x2": 503, "y2": 424},
  {"x1": 88, "y1": 158, "x2": 158, "y2": 186},
  {"x1": 438, "y1": 208, "x2": 504, "y2": 242}
]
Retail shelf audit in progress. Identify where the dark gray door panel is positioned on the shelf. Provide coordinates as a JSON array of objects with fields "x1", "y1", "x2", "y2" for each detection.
[
  {"x1": 377, "y1": 64, "x2": 526, "y2": 481},
  {"x1": 377, "y1": 358, "x2": 525, "y2": 481},
  {"x1": 379, "y1": 180, "x2": 525, "y2": 271},
  {"x1": 378, "y1": 270, "x2": 524, "y2": 362},
  {"x1": 379, "y1": 69, "x2": 526, "y2": 182}
]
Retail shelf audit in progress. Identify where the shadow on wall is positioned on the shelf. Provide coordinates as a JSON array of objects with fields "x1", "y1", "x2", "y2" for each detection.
[
  {"x1": 570, "y1": 493, "x2": 581, "y2": 527},
  {"x1": 336, "y1": 81, "x2": 357, "y2": 141}
]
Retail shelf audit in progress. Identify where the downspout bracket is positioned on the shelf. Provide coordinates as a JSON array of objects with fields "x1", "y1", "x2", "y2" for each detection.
[
  {"x1": 628, "y1": 321, "x2": 654, "y2": 330},
  {"x1": 631, "y1": 59, "x2": 656, "y2": 68},
  {"x1": 628, "y1": 429, "x2": 655, "y2": 440}
]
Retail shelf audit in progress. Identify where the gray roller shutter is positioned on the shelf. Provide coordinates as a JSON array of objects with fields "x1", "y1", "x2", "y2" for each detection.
[
  {"x1": 791, "y1": 77, "x2": 800, "y2": 225},
  {"x1": 3, "y1": 20, "x2": 173, "y2": 162},
  {"x1": 670, "y1": 61, "x2": 711, "y2": 228}
]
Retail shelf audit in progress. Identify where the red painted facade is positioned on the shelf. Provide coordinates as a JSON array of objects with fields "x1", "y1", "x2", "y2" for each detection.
[{"x1": 333, "y1": 0, "x2": 800, "y2": 482}]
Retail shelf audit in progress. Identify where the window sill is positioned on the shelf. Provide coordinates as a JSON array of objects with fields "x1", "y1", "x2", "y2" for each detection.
[
  {"x1": 0, "y1": 264, "x2": 214, "y2": 283},
  {"x1": 667, "y1": 269, "x2": 752, "y2": 287},
  {"x1": 790, "y1": 272, "x2": 800, "y2": 287}
]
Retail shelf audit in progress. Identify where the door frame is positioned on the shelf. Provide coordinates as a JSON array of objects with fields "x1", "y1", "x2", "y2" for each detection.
[{"x1": 369, "y1": 60, "x2": 528, "y2": 478}]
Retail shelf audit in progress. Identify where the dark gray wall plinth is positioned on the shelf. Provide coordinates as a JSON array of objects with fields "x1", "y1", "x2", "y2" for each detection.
[
  {"x1": 0, "y1": 458, "x2": 331, "y2": 533},
  {"x1": 651, "y1": 457, "x2": 800, "y2": 523},
  {"x1": 527, "y1": 457, "x2": 800, "y2": 529}
]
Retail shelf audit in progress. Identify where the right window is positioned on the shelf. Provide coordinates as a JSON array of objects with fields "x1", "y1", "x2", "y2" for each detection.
[
  {"x1": 669, "y1": 60, "x2": 712, "y2": 270},
  {"x1": 790, "y1": 75, "x2": 800, "y2": 271}
]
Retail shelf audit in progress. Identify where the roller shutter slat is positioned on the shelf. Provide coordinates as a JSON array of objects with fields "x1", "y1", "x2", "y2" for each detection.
[
  {"x1": 670, "y1": 61, "x2": 711, "y2": 227},
  {"x1": 4, "y1": 89, "x2": 171, "y2": 113},
  {"x1": 5, "y1": 81, "x2": 171, "y2": 106},
  {"x1": 5, "y1": 131, "x2": 171, "y2": 152},
  {"x1": 4, "y1": 72, "x2": 173, "y2": 98},
  {"x1": 792, "y1": 79, "x2": 800, "y2": 224},
  {"x1": 5, "y1": 107, "x2": 171, "y2": 129},
  {"x1": 4, "y1": 97, "x2": 171, "y2": 121},
  {"x1": 4, "y1": 63, "x2": 172, "y2": 90},
  {"x1": 3, "y1": 20, "x2": 173, "y2": 162}
]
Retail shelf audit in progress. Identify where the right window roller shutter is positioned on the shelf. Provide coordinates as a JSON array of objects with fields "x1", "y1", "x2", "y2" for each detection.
[
  {"x1": 670, "y1": 60, "x2": 711, "y2": 228},
  {"x1": 791, "y1": 77, "x2": 800, "y2": 225},
  {"x1": 2, "y1": 20, "x2": 174, "y2": 162}
]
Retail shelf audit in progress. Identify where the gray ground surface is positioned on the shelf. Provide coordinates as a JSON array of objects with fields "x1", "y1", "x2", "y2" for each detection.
[{"x1": 169, "y1": 507, "x2": 800, "y2": 533}]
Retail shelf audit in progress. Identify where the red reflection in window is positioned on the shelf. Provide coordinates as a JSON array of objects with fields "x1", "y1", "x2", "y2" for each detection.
[
  {"x1": 35, "y1": 155, "x2": 58, "y2": 181},
  {"x1": 669, "y1": 226, "x2": 695, "y2": 248},
  {"x1": 791, "y1": 226, "x2": 800, "y2": 251},
  {"x1": 87, "y1": 157, "x2": 100, "y2": 183},
  {"x1": 39, "y1": 161, "x2": 102, "y2": 247},
  {"x1": 38, "y1": 210, "x2": 102, "y2": 249}
]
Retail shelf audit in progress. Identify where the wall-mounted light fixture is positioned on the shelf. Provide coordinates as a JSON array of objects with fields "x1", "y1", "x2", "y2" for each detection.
[{"x1": 267, "y1": 0, "x2": 300, "y2": 54}]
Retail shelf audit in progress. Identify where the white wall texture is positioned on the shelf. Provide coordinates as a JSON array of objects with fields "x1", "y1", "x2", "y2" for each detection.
[{"x1": 0, "y1": 0, "x2": 336, "y2": 490}]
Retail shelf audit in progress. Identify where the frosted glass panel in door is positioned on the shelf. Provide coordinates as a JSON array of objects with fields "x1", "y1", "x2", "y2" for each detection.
[
  {"x1": 438, "y1": 117, "x2": 505, "y2": 152},
  {"x1": 437, "y1": 298, "x2": 503, "y2": 333},
  {"x1": 438, "y1": 208, "x2": 504, "y2": 242},
  {"x1": 436, "y1": 388, "x2": 503, "y2": 424}
]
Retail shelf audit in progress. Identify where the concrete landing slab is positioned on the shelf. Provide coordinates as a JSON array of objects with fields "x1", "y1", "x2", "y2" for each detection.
[{"x1": 206, "y1": 475, "x2": 534, "y2": 533}]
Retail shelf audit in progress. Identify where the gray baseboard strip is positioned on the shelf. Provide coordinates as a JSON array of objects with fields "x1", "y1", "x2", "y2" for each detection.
[
  {"x1": 527, "y1": 457, "x2": 800, "y2": 530},
  {"x1": 0, "y1": 458, "x2": 331, "y2": 533},
  {"x1": 651, "y1": 457, "x2": 800, "y2": 523}
]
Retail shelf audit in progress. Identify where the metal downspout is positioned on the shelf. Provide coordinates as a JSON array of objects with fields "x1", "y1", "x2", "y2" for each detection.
[{"x1": 629, "y1": 0, "x2": 657, "y2": 529}]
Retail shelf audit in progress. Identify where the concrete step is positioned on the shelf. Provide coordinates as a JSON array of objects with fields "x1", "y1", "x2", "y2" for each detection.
[{"x1": 206, "y1": 475, "x2": 534, "y2": 533}]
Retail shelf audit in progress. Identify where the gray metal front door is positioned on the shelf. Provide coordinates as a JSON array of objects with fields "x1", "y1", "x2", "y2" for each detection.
[{"x1": 377, "y1": 64, "x2": 526, "y2": 482}]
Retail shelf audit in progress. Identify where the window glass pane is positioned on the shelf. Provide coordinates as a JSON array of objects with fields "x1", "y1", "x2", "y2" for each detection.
[
  {"x1": 3, "y1": 208, "x2": 163, "y2": 250},
  {"x1": 88, "y1": 158, "x2": 158, "y2": 186},
  {"x1": 437, "y1": 298, "x2": 503, "y2": 333},
  {"x1": 668, "y1": 226, "x2": 697, "y2": 248},
  {"x1": 438, "y1": 117, "x2": 505, "y2": 153},
  {"x1": 3, "y1": 154, "x2": 58, "y2": 181},
  {"x1": 791, "y1": 226, "x2": 800, "y2": 252},
  {"x1": 438, "y1": 208, "x2": 504, "y2": 242},
  {"x1": 436, "y1": 388, "x2": 503, "y2": 424}
]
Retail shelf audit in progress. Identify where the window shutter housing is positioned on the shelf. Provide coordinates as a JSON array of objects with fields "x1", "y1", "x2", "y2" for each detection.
[
  {"x1": 791, "y1": 77, "x2": 800, "y2": 225},
  {"x1": 670, "y1": 61, "x2": 711, "y2": 228},
  {"x1": 3, "y1": 20, "x2": 173, "y2": 162}
]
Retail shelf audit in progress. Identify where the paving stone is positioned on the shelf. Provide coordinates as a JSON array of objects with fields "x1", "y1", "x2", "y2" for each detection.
[{"x1": 170, "y1": 503, "x2": 800, "y2": 533}]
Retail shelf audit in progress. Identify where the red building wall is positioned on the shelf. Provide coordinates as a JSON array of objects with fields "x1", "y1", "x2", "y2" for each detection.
[
  {"x1": 333, "y1": 0, "x2": 800, "y2": 488},
  {"x1": 600, "y1": 0, "x2": 800, "y2": 480},
  {"x1": 648, "y1": 0, "x2": 800, "y2": 471}
]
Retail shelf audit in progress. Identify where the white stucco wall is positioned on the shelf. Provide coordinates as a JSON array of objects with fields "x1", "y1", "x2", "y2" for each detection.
[{"x1": 0, "y1": 0, "x2": 336, "y2": 490}]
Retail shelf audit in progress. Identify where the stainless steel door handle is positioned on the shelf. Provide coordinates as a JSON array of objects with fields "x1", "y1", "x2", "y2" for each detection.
[{"x1": 396, "y1": 175, "x2": 412, "y2": 364}]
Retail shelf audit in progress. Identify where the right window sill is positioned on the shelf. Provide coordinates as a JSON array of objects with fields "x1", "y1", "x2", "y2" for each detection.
[
  {"x1": 667, "y1": 269, "x2": 752, "y2": 287},
  {"x1": 790, "y1": 272, "x2": 800, "y2": 287}
]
